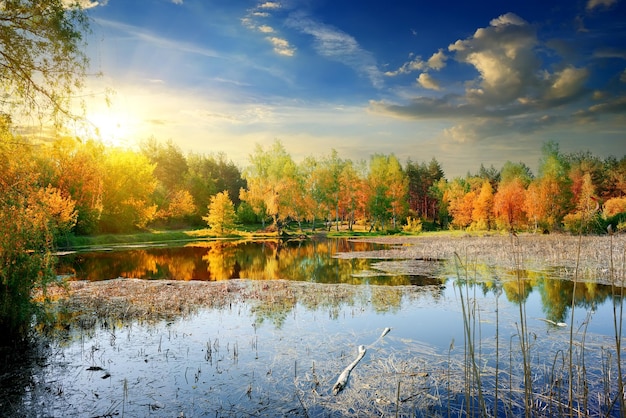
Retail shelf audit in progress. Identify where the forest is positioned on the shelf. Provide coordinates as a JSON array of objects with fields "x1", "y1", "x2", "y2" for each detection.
[{"x1": 2, "y1": 120, "x2": 625, "y2": 244}]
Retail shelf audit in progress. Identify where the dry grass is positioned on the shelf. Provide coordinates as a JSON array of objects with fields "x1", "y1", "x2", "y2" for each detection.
[
  {"x1": 344, "y1": 233, "x2": 626, "y2": 286},
  {"x1": 30, "y1": 233, "x2": 625, "y2": 417}
]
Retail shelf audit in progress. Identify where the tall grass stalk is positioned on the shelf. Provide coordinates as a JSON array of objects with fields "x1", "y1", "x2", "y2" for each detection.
[
  {"x1": 568, "y1": 232, "x2": 583, "y2": 416},
  {"x1": 510, "y1": 234, "x2": 533, "y2": 416},
  {"x1": 608, "y1": 231, "x2": 625, "y2": 417},
  {"x1": 454, "y1": 252, "x2": 487, "y2": 417}
]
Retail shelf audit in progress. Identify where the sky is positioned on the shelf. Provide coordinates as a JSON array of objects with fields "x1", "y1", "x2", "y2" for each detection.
[{"x1": 70, "y1": 0, "x2": 626, "y2": 177}]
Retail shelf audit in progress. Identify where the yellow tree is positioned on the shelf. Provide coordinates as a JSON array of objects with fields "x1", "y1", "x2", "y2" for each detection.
[
  {"x1": 46, "y1": 136, "x2": 105, "y2": 234},
  {"x1": 160, "y1": 189, "x2": 196, "y2": 221},
  {"x1": 204, "y1": 191, "x2": 237, "y2": 235},
  {"x1": 471, "y1": 180, "x2": 494, "y2": 230},
  {"x1": 563, "y1": 172, "x2": 599, "y2": 233},
  {"x1": 0, "y1": 0, "x2": 92, "y2": 338},
  {"x1": 35, "y1": 184, "x2": 78, "y2": 243},
  {"x1": 0, "y1": 126, "x2": 56, "y2": 336},
  {"x1": 445, "y1": 178, "x2": 474, "y2": 229},
  {"x1": 100, "y1": 148, "x2": 158, "y2": 232}
]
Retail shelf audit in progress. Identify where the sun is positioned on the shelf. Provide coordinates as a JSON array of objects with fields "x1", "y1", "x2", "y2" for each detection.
[{"x1": 83, "y1": 111, "x2": 134, "y2": 148}]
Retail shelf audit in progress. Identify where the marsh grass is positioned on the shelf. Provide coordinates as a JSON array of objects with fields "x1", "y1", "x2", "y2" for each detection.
[{"x1": 16, "y1": 234, "x2": 626, "y2": 416}]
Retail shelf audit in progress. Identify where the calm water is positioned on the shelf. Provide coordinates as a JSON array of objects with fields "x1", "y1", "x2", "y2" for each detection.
[
  {"x1": 55, "y1": 238, "x2": 441, "y2": 285},
  {"x1": 3, "y1": 238, "x2": 624, "y2": 417}
]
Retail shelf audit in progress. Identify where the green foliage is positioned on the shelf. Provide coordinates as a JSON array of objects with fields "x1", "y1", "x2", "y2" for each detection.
[
  {"x1": 236, "y1": 201, "x2": 260, "y2": 224},
  {"x1": 0, "y1": 0, "x2": 91, "y2": 121}
]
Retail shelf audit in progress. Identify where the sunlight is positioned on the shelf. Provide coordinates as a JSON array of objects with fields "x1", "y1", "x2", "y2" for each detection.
[{"x1": 82, "y1": 110, "x2": 134, "y2": 148}]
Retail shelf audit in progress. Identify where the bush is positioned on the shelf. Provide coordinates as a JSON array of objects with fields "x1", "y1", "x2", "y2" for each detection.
[{"x1": 402, "y1": 216, "x2": 423, "y2": 234}]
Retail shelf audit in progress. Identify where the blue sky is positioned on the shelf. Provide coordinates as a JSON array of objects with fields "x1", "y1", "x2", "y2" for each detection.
[{"x1": 76, "y1": 0, "x2": 626, "y2": 177}]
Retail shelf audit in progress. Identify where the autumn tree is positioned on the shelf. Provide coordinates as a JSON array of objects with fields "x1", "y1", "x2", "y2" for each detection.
[
  {"x1": 471, "y1": 180, "x2": 494, "y2": 230},
  {"x1": 204, "y1": 191, "x2": 237, "y2": 235},
  {"x1": 493, "y1": 161, "x2": 531, "y2": 231},
  {"x1": 445, "y1": 178, "x2": 475, "y2": 229},
  {"x1": 604, "y1": 197, "x2": 626, "y2": 217},
  {"x1": 240, "y1": 140, "x2": 298, "y2": 232},
  {"x1": 526, "y1": 141, "x2": 572, "y2": 231},
  {"x1": 563, "y1": 172, "x2": 600, "y2": 233},
  {"x1": 160, "y1": 189, "x2": 195, "y2": 222},
  {"x1": 99, "y1": 148, "x2": 158, "y2": 232},
  {"x1": 494, "y1": 177, "x2": 527, "y2": 231},
  {"x1": 35, "y1": 184, "x2": 78, "y2": 244},
  {"x1": 338, "y1": 160, "x2": 361, "y2": 231},
  {"x1": 0, "y1": 125, "x2": 57, "y2": 337},
  {"x1": 44, "y1": 136, "x2": 105, "y2": 234},
  {"x1": 0, "y1": 0, "x2": 92, "y2": 339}
]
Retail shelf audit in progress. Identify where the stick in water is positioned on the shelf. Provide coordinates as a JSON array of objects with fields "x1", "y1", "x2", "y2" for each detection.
[{"x1": 333, "y1": 345, "x2": 367, "y2": 395}]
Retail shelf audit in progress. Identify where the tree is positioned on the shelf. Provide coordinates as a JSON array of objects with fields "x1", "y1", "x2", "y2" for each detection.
[
  {"x1": 240, "y1": 140, "x2": 298, "y2": 231},
  {"x1": 338, "y1": 160, "x2": 360, "y2": 231},
  {"x1": 406, "y1": 158, "x2": 445, "y2": 221},
  {"x1": 494, "y1": 177, "x2": 527, "y2": 230},
  {"x1": 563, "y1": 172, "x2": 599, "y2": 233},
  {"x1": 0, "y1": 125, "x2": 56, "y2": 338},
  {"x1": 161, "y1": 189, "x2": 195, "y2": 221},
  {"x1": 472, "y1": 180, "x2": 494, "y2": 230},
  {"x1": 45, "y1": 136, "x2": 105, "y2": 234},
  {"x1": 367, "y1": 154, "x2": 408, "y2": 230},
  {"x1": 99, "y1": 148, "x2": 158, "y2": 232},
  {"x1": 204, "y1": 191, "x2": 237, "y2": 235},
  {"x1": 0, "y1": 0, "x2": 91, "y2": 121},
  {"x1": 0, "y1": 1, "x2": 91, "y2": 339},
  {"x1": 529, "y1": 141, "x2": 573, "y2": 231}
]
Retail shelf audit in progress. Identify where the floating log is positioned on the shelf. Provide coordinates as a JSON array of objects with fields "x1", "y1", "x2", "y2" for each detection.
[{"x1": 333, "y1": 345, "x2": 367, "y2": 395}]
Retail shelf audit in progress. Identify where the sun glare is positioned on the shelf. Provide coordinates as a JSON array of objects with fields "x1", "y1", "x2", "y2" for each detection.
[
  {"x1": 71, "y1": 109, "x2": 137, "y2": 148},
  {"x1": 88, "y1": 111, "x2": 133, "y2": 147}
]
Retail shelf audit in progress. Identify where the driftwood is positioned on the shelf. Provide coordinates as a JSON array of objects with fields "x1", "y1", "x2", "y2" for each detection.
[
  {"x1": 332, "y1": 345, "x2": 367, "y2": 395},
  {"x1": 332, "y1": 327, "x2": 392, "y2": 395}
]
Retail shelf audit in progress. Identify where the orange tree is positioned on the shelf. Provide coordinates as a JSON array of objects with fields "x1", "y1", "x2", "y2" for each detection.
[{"x1": 0, "y1": 0, "x2": 91, "y2": 339}]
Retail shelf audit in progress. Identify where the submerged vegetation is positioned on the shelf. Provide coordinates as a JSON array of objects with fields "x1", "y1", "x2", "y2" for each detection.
[{"x1": 4, "y1": 234, "x2": 619, "y2": 417}]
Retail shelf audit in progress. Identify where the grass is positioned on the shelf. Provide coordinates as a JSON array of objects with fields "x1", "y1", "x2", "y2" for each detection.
[{"x1": 20, "y1": 233, "x2": 626, "y2": 416}]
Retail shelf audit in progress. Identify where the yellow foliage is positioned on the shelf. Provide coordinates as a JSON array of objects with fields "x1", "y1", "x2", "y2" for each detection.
[{"x1": 603, "y1": 197, "x2": 626, "y2": 217}]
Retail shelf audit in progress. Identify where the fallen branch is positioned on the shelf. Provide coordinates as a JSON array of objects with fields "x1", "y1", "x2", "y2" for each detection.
[
  {"x1": 333, "y1": 345, "x2": 367, "y2": 395},
  {"x1": 332, "y1": 327, "x2": 392, "y2": 395}
]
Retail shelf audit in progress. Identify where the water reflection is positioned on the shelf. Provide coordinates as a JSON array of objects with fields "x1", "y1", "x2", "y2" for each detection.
[
  {"x1": 56, "y1": 239, "x2": 624, "y2": 326},
  {"x1": 56, "y1": 238, "x2": 428, "y2": 285}
]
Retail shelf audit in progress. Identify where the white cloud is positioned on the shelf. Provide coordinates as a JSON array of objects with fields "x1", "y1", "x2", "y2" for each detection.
[
  {"x1": 258, "y1": 25, "x2": 275, "y2": 33},
  {"x1": 266, "y1": 36, "x2": 296, "y2": 56},
  {"x1": 385, "y1": 49, "x2": 447, "y2": 76},
  {"x1": 63, "y1": 0, "x2": 105, "y2": 8},
  {"x1": 427, "y1": 49, "x2": 447, "y2": 70},
  {"x1": 171, "y1": 0, "x2": 183, "y2": 5},
  {"x1": 448, "y1": 13, "x2": 538, "y2": 105},
  {"x1": 586, "y1": 0, "x2": 617, "y2": 10},
  {"x1": 416, "y1": 73, "x2": 441, "y2": 90},
  {"x1": 286, "y1": 14, "x2": 384, "y2": 88},
  {"x1": 96, "y1": 19, "x2": 220, "y2": 58},
  {"x1": 489, "y1": 13, "x2": 527, "y2": 27},
  {"x1": 258, "y1": 2, "x2": 281, "y2": 9}
]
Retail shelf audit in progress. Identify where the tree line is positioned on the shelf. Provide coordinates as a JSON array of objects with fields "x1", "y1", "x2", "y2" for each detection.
[{"x1": 3, "y1": 127, "x2": 625, "y2": 243}]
